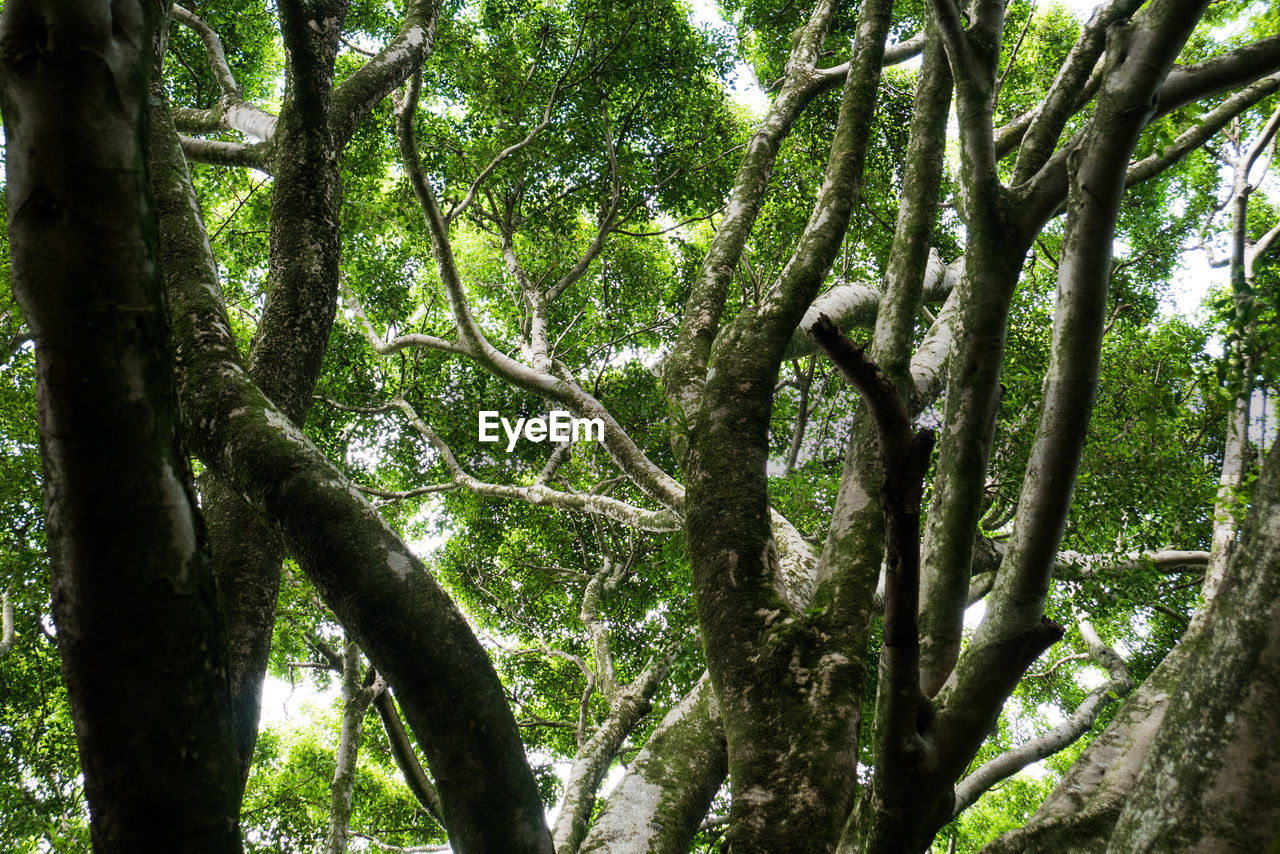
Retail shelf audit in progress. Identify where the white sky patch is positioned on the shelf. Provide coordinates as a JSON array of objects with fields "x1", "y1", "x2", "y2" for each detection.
[
  {"x1": 1055, "y1": 0, "x2": 1105, "y2": 14},
  {"x1": 685, "y1": 0, "x2": 771, "y2": 117},
  {"x1": 1169, "y1": 248, "x2": 1225, "y2": 320},
  {"x1": 964, "y1": 598, "x2": 987, "y2": 630},
  {"x1": 1075, "y1": 665, "x2": 1108, "y2": 691},
  {"x1": 1037, "y1": 701, "x2": 1067, "y2": 728},
  {"x1": 407, "y1": 493, "x2": 453, "y2": 556},
  {"x1": 259, "y1": 672, "x2": 340, "y2": 726}
]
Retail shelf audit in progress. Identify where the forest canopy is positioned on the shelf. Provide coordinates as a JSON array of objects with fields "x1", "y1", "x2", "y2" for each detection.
[{"x1": 1, "y1": 0, "x2": 1279, "y2": 851}]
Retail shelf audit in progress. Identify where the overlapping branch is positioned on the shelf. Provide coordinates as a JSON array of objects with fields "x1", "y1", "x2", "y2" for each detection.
[
  {"x1": 319, "y1": 395, "x2": 681, "y2": 532},
  {"x1": 151, "y1": 92, "x2": 553, "y2": 852},
  {"x1": 952, "y1": 619, "x2": 1133, "y2": 815},
  {"x1": 395, "y1": 71, "x2": 687, "y2": 512}
]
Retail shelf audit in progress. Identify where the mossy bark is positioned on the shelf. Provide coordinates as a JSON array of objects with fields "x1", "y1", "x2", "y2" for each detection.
[
  {"x1": 1103, "y1": 448, "x2": 1280, "y2": 851},
  {"x1": 680, "y1": 1, "x2": 894, "y2": 848},
  {"x1": 149, "y1": 97, "x2": 553, "y2": 854},
  {"x1": 199, "y1": 0, "x2": 347, "y2": 785},
  {"x1": 579, "y1": 677, "x2": 728, "y2": 854}
]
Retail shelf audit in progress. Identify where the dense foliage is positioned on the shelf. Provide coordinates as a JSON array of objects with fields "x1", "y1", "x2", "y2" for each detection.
[{"x1": 2, "y1": 0, "x2": 1279, "y2": 850}]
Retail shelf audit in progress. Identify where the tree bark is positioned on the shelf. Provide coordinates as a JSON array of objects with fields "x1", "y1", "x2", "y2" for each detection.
[
  {"x1": 681, "y1": 0, "x2": 894, "y2": 848},
  {"x1": 196, "y1": 0, "x2": 448, "y2": 789},
  {"x1": 579, "y1": 676, "x2": 727, "y2": 854},
  {"x1": 326, "y1": 639, "x2": 383, "y2": 854},
  {"x1": 0, "y1": 0, "x2": 242, "y2": 848},
  {"x1": 200, "y1": 0, "x2": 348, "y2": 785},
  {"x1": 1100, "y1": 447, "x2": 1280, "y2": 852},
  {"x1": 149, "y1": 95, "x2": 553, "y2": 854}
]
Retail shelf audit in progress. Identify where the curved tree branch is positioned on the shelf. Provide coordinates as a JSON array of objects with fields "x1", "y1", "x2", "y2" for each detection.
[
  {"x1": 171, "y1": 4, "x2": 280, "y2": 141},
  {"x1": 389, "y1": 397, "x2": 682, "y2": 532},
  {"x1": 330, "y1": 0, "x2": 444, "y2": 146},
  {"x1": 150, "y1": 93, "x2": 553, "y2": 854},
  {"x1": 1053, "y1": 549, "x2": 1209, "y2": 581},
  {"x1": 179, "y1": 135, "x2": 270, "y2": 170}
]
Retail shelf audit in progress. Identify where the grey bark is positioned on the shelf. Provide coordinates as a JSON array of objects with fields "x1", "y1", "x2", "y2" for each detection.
[
  {"x1": 326, "y1": 640, "x2": 384, "y2": 854},
  {"x1": 952, "y1": 620, "x2": 1133, "y2": 815},
  {"x1": 552, "y1": 661, "x2": 668, "y2": 854},
  {"x1": 0, "y1": 588, "x2": 14, "y2": 659},
  {"x1": 188, "y1": 0, "x2": 447, "y2": 789},
  {"x1": 680, "y1": 0, "x2": 896, "y2": 848},
  {"x1": 1104, "y1": 444, "x2": 1280, "y2": 851},
  {"x1": 579, "y1": 677, "x2": 727, "y2": 854},
  {"x1": 200, "y1": 0, "x2": 350, "y2": 780}
]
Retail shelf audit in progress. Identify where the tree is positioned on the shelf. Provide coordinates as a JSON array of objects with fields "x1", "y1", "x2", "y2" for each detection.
[
  {"x1": 0, "y1": 1, "x2": 242, "y2": 848},
  {"x1": 1, "y1": 0, "x2": 1279, "y2": 852}
]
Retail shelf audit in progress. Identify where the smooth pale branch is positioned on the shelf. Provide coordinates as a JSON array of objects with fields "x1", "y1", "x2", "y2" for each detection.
[{"x1": 478, "y1": 410, "x2": 605, "y2": 451}]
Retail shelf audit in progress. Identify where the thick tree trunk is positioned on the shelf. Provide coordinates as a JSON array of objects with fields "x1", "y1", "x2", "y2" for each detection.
[
  {"x1": 0, "y1": 1, "x2": 242, "y2": 848},
  {"x1": 977, "y1": 638, "x2": 1185, "y2": 854},
  {"x1": 1102, "y1": 444, "x2": 1280, "y2": 851},
  {"x1": 195, "y1": 0, "x2": 446, "y2": 789},
  {"x1": 986, "y1": 448, "x2": 1280, "y2": 854},
  {"x1": 202, "y1": 0, "x2": 348, "y2": 784},
  {"x1": 202, "y1": 479, "x2": 286, "y2": 780},
  {"x1": 149, "y1": 94, "x2": 553, "y2": 854},
  {"x1": 682, "y1": 2, "x2": 894, "y2": 849}
]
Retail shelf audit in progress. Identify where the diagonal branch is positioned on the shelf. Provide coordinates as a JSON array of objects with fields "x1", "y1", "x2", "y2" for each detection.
[
  {"x1": 994, "y1": 0, "x2": 1037, "y2": 105},
  {"x1": 447, "y1": 116, "x2": 554, "y2": 226},
  {"x1": 661, "y1": 0, "x2": 843, "y2": 428},
  {"x1": 151, "y1": 93, "x2": 553, "y2": 853},
  {"x1": 952, "y1": 619, "x2": 1133, "y2": 815},
  {"x1": 329, "y1": 0, "x2": 445, "y2": 147},
  {"x1": 1011, "y1": 0, "x2": 1145, "y2": 183},
  {"x1": 811, "y1": 316, "x2": 935, "y2": 770},
  {"x1": 396, "y1": 71, "x2": 685, "y2": 511},
  {"x1": 374, "y1": 689, "x2": 446, "y2": 827},
  {"x1": 343, "y1": 280, "x2": 470, "y2": 357},
  {"x1": 804, "y1": 31, "x2": 925, "y2": 98},
  {"x1": 1125, "y1": 72, "x2": 1280, "y2": 188},
  {"x1": 1025, "y1": 35, "x2": 1280, "y2": 217},
  {"x1": 171, "y1": 3, "x2": 241, "y2": 97}
]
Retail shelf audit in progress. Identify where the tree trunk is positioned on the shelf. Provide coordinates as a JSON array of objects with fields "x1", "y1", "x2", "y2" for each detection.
[
  {"x1": 149, "y1": 93, "x2": 554, "y2": 854},
  {"x1": 326, "y1": 639, "x2": 382, "y2": 854},
  {"x1": 579, "y1": 676, "x2": 728, "y2": 854},
  {"x1": 682, "y1": 1, "x2": 894, "y2": 848},
  {"x1": 203, "y1": 0, "x2": 348, "y2": 784},
  {"x1": 1101, "y1": 444, "x2": 1280, "y2": 851},
  {"x1": 0, "y1": 0, "x2": 242, "y2": 848}
]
